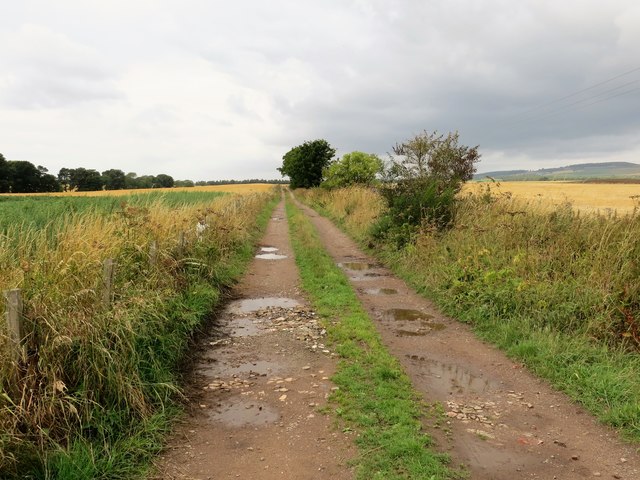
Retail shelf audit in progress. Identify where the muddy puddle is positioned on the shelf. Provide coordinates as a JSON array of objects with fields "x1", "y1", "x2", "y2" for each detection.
[
  {"x1": 337, "y1": 261, "x2": 386, "y2": 280},
  {"x1": 255, "y1": 253, "x2": 288, "y2": 260},
  {"x1": 395, "y1": 323, "x2": 446, "y2": 336},
  {"x1": 339, "y1": 262, "x2": 377, "y2": 270},
  {"x1": 381, "y1": 309, "x2": 446, "y2": 336},
  {"x1": 228, "y1": 297, "x2": 300, "y2": 314},
  {"x1": 363, "y1": 287, "x2": 398, "y2": 295},
  {"x1": 227, "y1": 317, "x2": 261, "y2": 337},
  {"x1": 405, "y1": 355, "x2": 498, "y2": 396},
  {"x1": 351, "y1": 273, "x2": 383, "y2": 281},
  {"x1": 206, "y1": 399, "x2": 279, "y2": 427},
  {"x1": 259, "y1": 246, "x2": 279, "y2": 252},
  {"x1": 199, "y1": 359, "x2": 284, "y2": 378},
  {"x1": 384, "y1": 308, "x2": 433, "y2": 321}
]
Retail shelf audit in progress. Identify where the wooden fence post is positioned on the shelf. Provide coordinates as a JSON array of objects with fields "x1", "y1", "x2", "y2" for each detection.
[
  {"x1": 102, "y1": 259, "x2": 116, "y2": 308},
  {"x1": 4, "y1": 289, "x2": 23, "y2": 358},
  {"x1": 149, "y1": 240, "x2": 158, "y2": 267}
]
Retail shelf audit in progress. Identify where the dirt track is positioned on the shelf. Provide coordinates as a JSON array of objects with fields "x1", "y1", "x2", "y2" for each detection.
[
  {"x1": 157, "y1": 200, "x2": 355, "y2": 479},
  {"x1": 157, "y1": 198, "x2": 640, "y2": 479}
]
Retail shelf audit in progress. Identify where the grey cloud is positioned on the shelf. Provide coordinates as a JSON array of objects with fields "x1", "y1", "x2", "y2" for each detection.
[
  {"x1": 2, "y1": 1, "x2": 639, "y2": 180},
  {"x1": 0, "y1": 24, "x2": 123, "y2": 109}
]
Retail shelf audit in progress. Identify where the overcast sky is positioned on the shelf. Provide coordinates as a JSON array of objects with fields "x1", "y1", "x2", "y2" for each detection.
[{"x1": 1, "y1": 0, "x2": 639, "y2": 180}]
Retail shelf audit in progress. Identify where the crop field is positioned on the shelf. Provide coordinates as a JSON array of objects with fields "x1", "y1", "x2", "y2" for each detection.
[
  {"x1": 464, "y1": 181, "x2": 640, "y2": 214},
  {"x1": 0, "y1": 190, "x2": 231, "y2": 233},
  {"x1": 5, "y1": 182, "x2": 276, "y2": 198},
  {"x1": 0, "y1": 188, "x2": 276, "y2": 477}
]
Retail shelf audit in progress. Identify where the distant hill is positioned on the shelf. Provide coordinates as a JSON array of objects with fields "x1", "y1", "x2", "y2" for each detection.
[{"x1": 474, "y1": 162, "x2": 640, "y2": 181}]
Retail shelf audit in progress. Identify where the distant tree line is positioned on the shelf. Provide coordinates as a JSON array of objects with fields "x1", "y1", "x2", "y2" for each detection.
[
  {"x1": 193, "y1": 179, "x2": 289, "y2": 186},
  {"x1": 0, "y1": 154, "x2": 60, "y2": 193},
  {"x1": 0, "y1": 153, "x2": 284, "y2": 193}
]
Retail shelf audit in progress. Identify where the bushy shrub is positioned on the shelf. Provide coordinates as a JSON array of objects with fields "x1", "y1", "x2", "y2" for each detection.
[
  {"x1": 321, "y1": 151, "x2": 383, "y2": 189},
  {"x1": 372, "y1": 178, "x2": 457, "y2": 247},
  {"x1": 372, "y1": 130, "x2": 479, "y2": 246}
]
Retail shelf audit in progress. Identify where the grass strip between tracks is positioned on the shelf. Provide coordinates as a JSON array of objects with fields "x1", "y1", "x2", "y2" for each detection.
[{"x1": 285, "y1": 198, "x2": 463, "y2": 480}]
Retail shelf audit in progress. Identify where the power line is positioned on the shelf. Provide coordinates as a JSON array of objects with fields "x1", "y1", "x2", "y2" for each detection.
[
  {"x1": 520, "y1": 65, "x2": 640, "y2": 116},
  {"x1": 569, "y1": 85, "x2": 640, "y2": 111},
  {"x1": 522, "y1": 78, "x2": 640, "y2": 122}
]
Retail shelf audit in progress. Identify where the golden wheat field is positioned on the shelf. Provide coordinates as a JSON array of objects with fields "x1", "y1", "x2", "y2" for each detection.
[
  {"x1": 7, "y1": 183, "x2": 276, "y2": 197},
  {"x1": 464, "y1": 181, "x2": 640, "y2": 214}
]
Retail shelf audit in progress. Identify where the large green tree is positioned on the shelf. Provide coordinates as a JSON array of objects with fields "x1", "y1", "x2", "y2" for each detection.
[
  {"x1": 322, "y1": 151, "x2": 383, "y2": 189},
  {"x1": 154, "y1": 174, "x2": 174, "y2": 188},
  {"x1": 4, "y1": 161, "x2": 61, "y2": 193},
  {"x1": 278, "y1": 139, "x2": 335, "y2": 189},
  {"x1": 101, "y1": 169, "x2": 126, "y2": 190},
  {"x1": 68, "y1": 167, "x2": 103, "y2": 191}
]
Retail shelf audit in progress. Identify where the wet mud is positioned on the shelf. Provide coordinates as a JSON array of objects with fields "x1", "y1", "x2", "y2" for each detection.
[
  {"x1": 363, "y1": 287, "x2": 398, "y2": 295},
  {"x1": 228, "y1": 297, "x2": 300, "y2": 314},
  {"x1": 406, "y1": 354, "x2": 498, "y2": 397},
  {"x1": 227, "y1": 316, "x2": 262, "y2": 337},
  {"x1": 207, "y1": 399, "x2": 280, "y2": 427}
]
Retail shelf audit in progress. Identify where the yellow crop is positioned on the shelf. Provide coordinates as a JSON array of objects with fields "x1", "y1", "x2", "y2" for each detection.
[{"x1": 464, "y1": 181, "x2": 640, "y2": 214}]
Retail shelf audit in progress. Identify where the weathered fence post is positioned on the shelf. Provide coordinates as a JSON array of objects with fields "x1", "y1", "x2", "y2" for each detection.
[
  {"x1": 149, "y1": 240, "x2": 158, "y2": 267},
  {"x1": 4, "y1": 289, "x2": 23, "y2": 360},
  {"x1": 102, "y1": 259, "x2": 116, "y2": 308}
]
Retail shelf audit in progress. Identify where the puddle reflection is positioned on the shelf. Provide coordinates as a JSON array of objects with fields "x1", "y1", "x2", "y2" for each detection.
[
  {"x1": 405, "y1": 355, "x2": 497, "y2": 395},
  {"x1": 228, "y1": 297, "x2": 300, "y2": 314}
]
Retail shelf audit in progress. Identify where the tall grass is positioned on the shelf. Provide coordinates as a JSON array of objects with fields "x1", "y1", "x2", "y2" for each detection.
[
  {"x1": 0, "y1": 191, "x2": 276, "y2": 477},
  {"x1": 297, "y1": 185, "x2": 640, "y2": 440}
]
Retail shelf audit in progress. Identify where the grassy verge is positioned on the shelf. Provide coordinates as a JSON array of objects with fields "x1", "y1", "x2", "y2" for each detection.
[
  {"x1": 0, "y1": 191, "x2": 278, "y2": 479},
  {"x1": 285, "y1": 197, "x2": 462, "y2": 480},
  {"x1": 296, "y1": 186, "x2": 640, "y2": 442}
]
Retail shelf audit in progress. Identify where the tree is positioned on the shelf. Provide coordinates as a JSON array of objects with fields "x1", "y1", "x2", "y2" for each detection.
[
  {"x1": 36, "y1": 166, "x2": 61, "y2": 192},
  {"x1": 322, "y1": 151, "x2": 383, "y2": 189},
  {"x1": 58, "y1": 168, "x2": 72, "y2": 191},
  {"x1": 389, "y1": 130, "x2": 480, "y2": 190},
  {"x1": 69, "y1": 168, "x2": 103, "y2": 191},
  {"x1": 136, "y1": 175, "x2": 155, "y2": 189},
  {"x1": 278, "y1": 139, "x2": 335, "y2": 189},
  {"x1": 372, "y1": 130, "x2": 481, "y2": 245},
  {"x1": 0, "y1": 153, "x2": 9, "y2": 193},
  {"x1": 175, "y1": 179, "x2": 195, "y2": 187},
  {"x1": 101, "y1": 169, "x2": 126, "y2": 190},
  {"x1": 124, "y1": 172, "x2": 139, "y2": 189},
  {"x1": 154, "y1": 174, "x2": 174, "y2": 188},
  {"x1": 5, "y1": 161, "x2": 61, "y2": 192}
]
